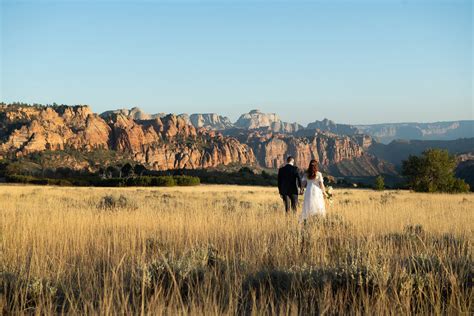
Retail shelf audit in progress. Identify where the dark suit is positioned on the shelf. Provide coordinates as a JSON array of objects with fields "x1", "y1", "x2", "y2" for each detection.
[{"x1": 277, "y1": 163, "x2": 302, "y2": 213}]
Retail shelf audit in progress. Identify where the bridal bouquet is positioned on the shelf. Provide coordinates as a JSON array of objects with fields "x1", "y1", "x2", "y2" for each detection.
[{"x1": 326, "y1": 186, "x2": 334, "y2": 204}]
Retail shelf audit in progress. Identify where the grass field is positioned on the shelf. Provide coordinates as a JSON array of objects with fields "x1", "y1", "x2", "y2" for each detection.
[{"x1": 1, "y1": 184, "x2": 473, "y2": 314}]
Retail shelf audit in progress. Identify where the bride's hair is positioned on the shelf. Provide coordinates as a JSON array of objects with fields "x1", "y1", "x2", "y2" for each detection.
[{"x1": 306, "y1": 159, "x2": 318, "y2": 180}]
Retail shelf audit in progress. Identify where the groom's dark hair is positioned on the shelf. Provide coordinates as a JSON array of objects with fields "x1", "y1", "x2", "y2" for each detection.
[{"x1": 287, "y1": 156, "x2": 294, "y2": 163}]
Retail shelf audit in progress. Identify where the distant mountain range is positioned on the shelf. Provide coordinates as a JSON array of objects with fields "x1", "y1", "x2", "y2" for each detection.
[
  {"x1": 102, "y1": 107, "x2": 473, "y2": 144},
  {"x1": 367, "y1": 138, "x2": 474, "y2": 166},
  {"x1": 1, "y1": 103, "x2": 472, "y2": 181},
  {"x1": 355, "y1": 121, "x2": 474, "y2": 143}
]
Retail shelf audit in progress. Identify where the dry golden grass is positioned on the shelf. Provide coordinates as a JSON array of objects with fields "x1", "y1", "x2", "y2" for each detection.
[{"x1": 1, "y1": 184, "x2": 473, "y2": 314}]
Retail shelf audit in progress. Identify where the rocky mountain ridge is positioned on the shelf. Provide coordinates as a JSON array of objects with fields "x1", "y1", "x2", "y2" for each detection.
[
  {"x1": 0, "y1": 104, "x2": 395, "y2": 176},
  {"x1": 367, "y1": 138, "x2": 474, "y2": 166},
  {"x1": 190, "y1": 113, "x2": 233, "y2": 130},
  {"x1": 102, "y1": 107, "x2": 473, "y2": 143},
  {"x1": 240, "y1": 131, "x2": 394, "y2": 176},
  {"x1": 0, "y1": 105, "x2": 255, "y2": 170},
  {"x1": 354, "y1": 121, "x2": 474, "y2": 143},
  {"x1": 234, "y1": 109, "x2": 303, "y2": 134},
  {"x1": 100, "y1": 107, "x2": 165, "y2": 121}
]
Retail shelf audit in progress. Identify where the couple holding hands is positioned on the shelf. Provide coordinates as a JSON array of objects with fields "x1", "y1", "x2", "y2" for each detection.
[{"x1": 277, "y1": 156, "x2": 328, "y2": 223}]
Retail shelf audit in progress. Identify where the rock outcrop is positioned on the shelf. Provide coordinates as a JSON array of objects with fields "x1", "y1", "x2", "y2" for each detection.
[
  {"x1": 100, "y1": 107, "x2": 164, "y2": 121},
  {"x1": 106, "y1": 113, "x2": 254, "y2": 170},
  {"x1": 0, "y1": 105, "x2": 111, "y2": 155},
  {"x1": 190, "y1": 113, "x2": 233, "y2": 130},
  {"x1": 305, "y1": 118, "x2": 359, "y2": 136},
  {"x1": 235, "y1": 109, "x2": 303, "y2": 133},
  {"x1": 243, "y1": 131, "x2": 394, "y2": 176}
]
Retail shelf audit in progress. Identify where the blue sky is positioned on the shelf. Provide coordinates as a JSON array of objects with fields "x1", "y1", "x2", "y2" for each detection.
[{"x1": 1, "y1": 0, "x2": 472, "y2": 125}]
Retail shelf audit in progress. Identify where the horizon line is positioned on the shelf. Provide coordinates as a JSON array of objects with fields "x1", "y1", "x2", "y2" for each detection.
[{"x1": 1, "y1": 100, "x2": 473, "y2": 126}]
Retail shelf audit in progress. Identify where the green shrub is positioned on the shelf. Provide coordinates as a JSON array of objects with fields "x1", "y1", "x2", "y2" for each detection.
[
  {"x1": 126, "y1": 176, "x2": 152, "y2": 186},
  {"x1": 4, "y1": 173, "x2": 199, "y2": 187},
  {"x1": 96, "y1": 178, "x2": 127, "y2": 187},
  {"x1": 5, "y1": 174, "x2": 37, "y2": 183},
  {"x1": 138, "y1": 245, "x2": 223, "y2": 301},
  {"x1": 151, "y1": 176, "x2": 176, "y2": 187},
  {"x1": 71, "y1": 179, "x2": 92, "y2": 186},
  {"x1": 174, "y1": 175, "x2": 200, "y2": 186},
  {"x1": 6, "y1": 174, "x2": 69, "y2": 185},
  {"x1": 448, "y1": 178, "x2": 470, "y2": 193},
  {"x1": 374, "y1": 175, "x2": 385, "y2": 191},
  {"x1": 30, "y1": 178, "x2": 49, "y2": 185},
  {"x1": 97, "y1": 194, "x2": 137, "y2": 210},
  {"x1": 4, "y1": 161, "x2": 42, "y2": 177},
  {"x1": 0, "y1": 160, "x2": 8, "y2": 177},
  {"x1": 53, "y1": 179, "x2": 73, "y2": 186}
]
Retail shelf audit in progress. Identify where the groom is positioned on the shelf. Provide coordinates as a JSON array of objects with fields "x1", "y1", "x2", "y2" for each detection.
[{"x1": 277, "y1": 156, "x2": 302, "y2": 213}]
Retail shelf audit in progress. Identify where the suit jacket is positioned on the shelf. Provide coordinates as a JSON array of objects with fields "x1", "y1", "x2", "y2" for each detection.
[{"x1": 278, "y1": 164, "x2": 302, "y2": 195}]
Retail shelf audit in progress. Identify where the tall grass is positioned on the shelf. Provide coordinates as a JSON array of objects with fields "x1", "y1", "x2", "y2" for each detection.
[{"x1": 1, "y1": 185, "x2": 472, "y2": 314}]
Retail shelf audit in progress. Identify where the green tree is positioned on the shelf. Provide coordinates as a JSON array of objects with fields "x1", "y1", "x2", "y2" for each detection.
[
  {"x1": 402, "y1": 149, "x2": 469, "y2": 193},
  {"x1": 121, "y1": 163, "x2": 134, "y2": 178},
  {"x1": 133, "y1": 164, "x2": 147, "y2": 176},
  {"x1": 374, "y1": 175, "x2": 385, "y2": 191},
  {"x1": 105, "y1": 166, "x2": 120, "y2": 178}
]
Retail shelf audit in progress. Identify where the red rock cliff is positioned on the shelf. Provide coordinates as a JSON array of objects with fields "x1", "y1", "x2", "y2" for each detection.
[{"x1": 0, "y1": 105, "x2": 255, "y2": 169}]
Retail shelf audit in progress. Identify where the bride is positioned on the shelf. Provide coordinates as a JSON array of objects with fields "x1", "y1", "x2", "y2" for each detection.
[{"x1": 300, "y1": 159, "x2": 328, "y2": 223}]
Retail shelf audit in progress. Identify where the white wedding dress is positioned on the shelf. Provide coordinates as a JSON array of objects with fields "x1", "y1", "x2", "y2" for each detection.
[{"x1": 300, "y1": 171, "x2": 326, "y2": 222}]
